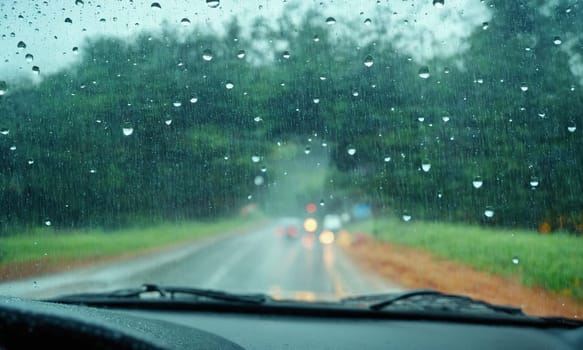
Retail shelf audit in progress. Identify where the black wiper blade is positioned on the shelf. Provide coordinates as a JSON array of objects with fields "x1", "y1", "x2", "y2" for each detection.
[
  {"x1": 49, "y1": 283, "x2": 267, "y2": 305},
  {"x1": 346, "y1": 289, "x2": 523, "y2": 315}
]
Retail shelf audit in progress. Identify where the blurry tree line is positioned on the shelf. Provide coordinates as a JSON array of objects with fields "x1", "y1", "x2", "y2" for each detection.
[{"x1": 0, "y1": 2, "x2": 581, "y2": 233}]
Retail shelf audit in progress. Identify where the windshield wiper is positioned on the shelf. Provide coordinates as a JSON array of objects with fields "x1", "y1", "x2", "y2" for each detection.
[
  {"x1": 48, "y1": 283, "x2": 267, "y2": 305},
  {"x1": 344, "y1": 289, "x2": 523, "y2": 315}
]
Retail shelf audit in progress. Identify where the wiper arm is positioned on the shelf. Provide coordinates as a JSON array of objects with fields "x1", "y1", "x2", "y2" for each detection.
[
  {"x1": 346, "y1": 289, "x2": 523, "y2": 315},
  {"x1": 48, "y1": 283, "x2": 267, "y2": 305}
]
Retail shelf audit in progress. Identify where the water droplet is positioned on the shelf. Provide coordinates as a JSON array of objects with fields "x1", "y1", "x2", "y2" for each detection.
[
  {"x1": 472, "y1": 176, "x2": 483, "y2": 189},
  {"x1": 206, "y1": 0, "x2": 220, "y2": 8},
  {"x1": 190, "y1": 97, "x2": 198, "y2": 103},
  {"x1": 122, "y1": 127, "x2": 134, "y2": 136},
  {"x1": 402, "y1": 214, "x2": 412, "y2": 222},
  {"x1": 418, "y1": 66, "x2": 430, "y2": 79},
  {"x1": 326, "y1": 17, "x2": 336, "y2": 25},
  {"x1": 553, "y1": 36, "x2": 562, "y2": 45},
  {"x1": 520, "y1": 83, "x2": 528, "y2": 92},
  {"x1": 312, "y1": 98, "x2": 320, "y2": 104},
  {"x1": 482, "y1": 22, "x2": 489, "y2": 30},
  {"x1": 151, "y1": 2, "x2": 161, "y2": 9},
  {"x1": 282, "y1": 51, "x2": 290, "y2": 59},
  {"x1": 27, "y1": 159, "x2": 34, "y2": 165},
  {"x1": 352, "y1": 90, "x2": 359, "y2": 97},
  {"x1": 44, "y1": 220, "x2": 52, "y2": 226},
  {"x1": 442, "y1": 116, "x2": 450, "y2": 122},
  {"x1": 260, "y1": 165, "x2": 267, "y2": 173},
  {"x1": 321, "y1": 141, "x2": 328, "y2": 147},
  {"x1": 225, "y1": 82, "x2": 234, "y2": 89},
  {"x1": 418, "y1": 117, "x2": 425, "y2": 122},
  {"x1": 72, "y1": 47, "x2": 79, "y2": 54},
  {"x1": 254, "y1": 175, "x2": 264, "y2": 186},
  {"x1": 181, "y1": 18, "x2": 191, "y2": 26},
  {"x1": 32, "y1": 66, "x2": 40, "y2": 75},
  {"x1": 319, "y1": 199, "x2": 325, "y2": 206},
  {"x1": 9, "y1": 145, "x2": 16, "y2": 151},
  {"x1": 511, "y1": 256, "x2": 519, "y2": 265},
  {"x1": 529, "y1": 176, "x2": 539, "y2": 188},
  {"x1": 237, "y1": 50, "x2": 246, "y2": 59},
  {"x1": 384, "y1": 156, "x2": 391, "y2": 162},
  {"x1": 347, "y1": 148, "x2": 356, "y2": 156},
  {"x1": 484, "y1": 208, "x2": 495, "y2": 218},
  {"x1": 75, "y1": 0, "x2": 85, "y2": 5},
  {"x1": 251, "y1": 155, "x2": 261, "y2": 163},
  {"x1": 202, "y1": 49, "x2": 213, "y2": 61},
  {"x1": 364, "y1": 55, "x2": 374, "y2": 67},
  {"x1": 433, "y1": 0, "x2": 444, "y2": 8},
  {"x1": 65, "y1": 18, "x2": 73, "y2": 24},
  {"x1": 364, "y1": 18, "x2": 372, "y2": 25},
  {"x1": 89, "y1": 169, "x2": 97, "y2": 174},
  {"x1": 0, "y1": 128, "x2": 9, "y2": 135},
  {"x1": 25, "y1": 53, "x2": 33, "y2": 62},
  {"x1": 567, "y1": 122, "x2": 576, "y2": 133},
  {"x1": 164, "y1": 119, "x2": 172, "y2": 125},
  {"x1": 421, "y1": 161, "x2": 431, "y2": 172},
  {"x1": 304, "y1": 146, "x2": 311, "y2": 154},
  {"x1": 313, "y1": 35, "x2": 320, "y2": 42},
  {"x1": 17, "y1": 41, "x2": 26, "y2": 49},
  {"x1": 0, "y1": 81, "x2": 6, "y2": 96},
  {"x1": 173, "y1": 101, "x2": 182, "y2": 107}
]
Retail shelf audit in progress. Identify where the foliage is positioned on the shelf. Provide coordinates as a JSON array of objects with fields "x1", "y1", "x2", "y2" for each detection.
[{"x1": 0, "y1": 2, "x2": 581, "y2": 233}]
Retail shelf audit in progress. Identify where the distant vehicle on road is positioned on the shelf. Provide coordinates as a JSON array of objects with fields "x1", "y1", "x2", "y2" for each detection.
[{"x1": 323, "y1": 214, "x2": 342, "y2": 234}]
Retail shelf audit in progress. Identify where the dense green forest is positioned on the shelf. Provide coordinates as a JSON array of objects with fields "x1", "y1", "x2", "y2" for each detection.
[{"x1": 0, "y1": 3, "x2": 581, "y2": 233}]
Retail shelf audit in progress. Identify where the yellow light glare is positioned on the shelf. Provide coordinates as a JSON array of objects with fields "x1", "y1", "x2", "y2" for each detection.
[
  {"x1": 303, "y1": 218, "x2": 318, "y2": 233},
  {"x1": 319, "y1": 230, "x2": 335, "y2": 245}
]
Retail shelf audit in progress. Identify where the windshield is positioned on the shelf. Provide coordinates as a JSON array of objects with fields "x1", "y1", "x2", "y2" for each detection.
[{"x1": 0, "y1": 0, "x2": 581, "y2": 319}]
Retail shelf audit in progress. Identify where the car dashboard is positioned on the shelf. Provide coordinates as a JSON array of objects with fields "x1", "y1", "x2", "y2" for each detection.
[{"x1": 1, "y1": 296, "x2": 582, "y2": 350}]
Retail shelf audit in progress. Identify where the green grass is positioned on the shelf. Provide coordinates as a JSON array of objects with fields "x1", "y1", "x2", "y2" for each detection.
[
  {"x1": 349, "y1": 219, "x2": 583, "y2": 298},
  {"x1": 0, "y1": 216, "x2": 263, "y2": 269}
]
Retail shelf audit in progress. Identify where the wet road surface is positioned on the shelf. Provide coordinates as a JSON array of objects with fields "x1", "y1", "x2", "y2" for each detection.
[{"x1": 0, "y1": 219, "x2": 401, "y2": 299}]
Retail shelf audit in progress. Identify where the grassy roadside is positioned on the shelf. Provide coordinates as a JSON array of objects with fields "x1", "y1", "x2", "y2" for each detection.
[
  {"x1": 0, "y1": 215, "x2": 265, "y2": 281},
  {"x1": 348, "y1": 219, "x2": 582, "y2": 299}
]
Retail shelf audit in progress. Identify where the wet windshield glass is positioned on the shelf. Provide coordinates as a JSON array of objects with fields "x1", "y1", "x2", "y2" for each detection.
[{"x1": 0, "y1": 0, "x2": 581, "y2": 319}]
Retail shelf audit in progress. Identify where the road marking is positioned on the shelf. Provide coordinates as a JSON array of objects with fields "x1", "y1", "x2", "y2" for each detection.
[{"x1": 203, "y1": 239, "x2": 255, "y2": 288}]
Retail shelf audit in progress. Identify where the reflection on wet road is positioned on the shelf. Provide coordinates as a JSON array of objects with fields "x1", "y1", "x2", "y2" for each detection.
[{"x1": 0, "y1": 219, "x2": 400, "y2": 299}]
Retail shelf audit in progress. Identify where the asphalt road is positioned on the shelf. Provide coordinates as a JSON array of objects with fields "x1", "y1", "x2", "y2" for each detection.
[{"x1": 0, "y1": 218, "x2": 401, "y2": 300}]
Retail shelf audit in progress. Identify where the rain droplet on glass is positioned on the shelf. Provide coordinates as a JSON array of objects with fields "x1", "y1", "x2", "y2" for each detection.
[
  {"x1": 237, "y1": 50, "x2": 246, "y2": 59},
  {"x1": 472, "y1": 176, "x2": 483, "y2": 189},
  {"x1": 25, "y1": 53, "x2": 33, "y2": 62},
  {"x1": 202, "y1": 49, "x2": 213, "y2": 61},
  {"x1": 553, "y1": 36, "x2": 562, "y2": 45},
  {"x1": 484, "y1": 208, "x2": 495, "y2": 218},
  {"x1": 173, "y1": 101, "x2": 182, "y2": 107},
  {"x1": 65, "y1": 18, "x2": 73, "y2": 24},
  {"x1": 364, "y1": 55, "x2": 374, "y2": 67},
  {"x1": 17, "y1": 41, "x2": 26, "y2": 49},
  {"x1": 529, "y1": 176, "x2": 539, "y2": 188},
  {"x1": 433, "y1": 0, "x2": 444, "y2": 8},
  {"x1": 151, "y1": 2, "x2": 161, "y2": 9},
  {"x1": 482, "y1": 22, "x2": 489, "y2": 30},
  {"x1": 402, "y1": 214, "x2": 412, "y2": 222},
  {"x1": 206, "y1": 0, "x2": 220, "y2": 8},
  {"x1": 254, "y1": 175, "x2": 264, "y2": 186},
  {"x1": 511, "y1": 256, "x2": 519, "y2": 265},
  {"x1": 567, "y1": 122, "x2": 576, "y2": 133},
  {"x1": 282, "y1": 51, "x2": 290, "y2": 59},
  {"x1": 304, "y1": 146, "x2": 311, "y2": 154},
  {"x1": 418, "y1": 66, "x2": 430, "y2": 79},
  {"x1": 32, "y1": 66, "x2": 40, "y2": 75},
  {"x1": 520, "y1": 83, "x2": 528, "y2": 92},
  {"x1": 181, "y1": 18, "x2": 191, "y2": 26},
  {"x1": 421, "y1": 161, "x2": 431, "y2": 172},
  {"x1": 325, "y1": 17, "x2": 336, "y2": 25},
  {"x1": 251, "y1": 155, "x2": 261, "y2": 163},
  {"x1": 0, "y1": 128, "x2": 9, "y2": 135},
  {"x1": 190, "y1": 97, "x2": 198, "y2": 103},
  {"x1": 347, "y1": 147, "x2": 356, "y2": 156},
  {"x1": 122, "y1": 127, "x2": 134, "y2": 136},
  {"x1": 225, "y1": 82, "x2": 234, "y2": 89}
]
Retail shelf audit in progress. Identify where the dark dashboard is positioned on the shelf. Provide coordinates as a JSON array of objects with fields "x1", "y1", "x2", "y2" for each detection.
[{"x1": 1, "y1": 296, "x2": 582, "y2": 349}]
